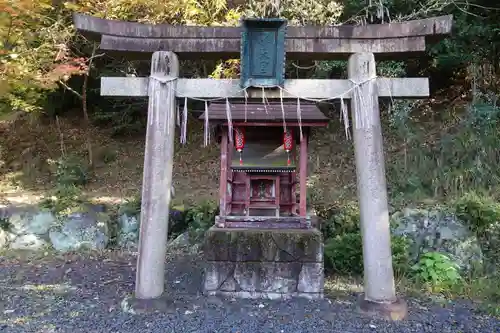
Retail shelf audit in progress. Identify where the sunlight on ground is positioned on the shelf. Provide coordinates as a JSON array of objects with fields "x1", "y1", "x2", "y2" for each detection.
[
  {"x1": 88, "y1": 195, "x2": 127, "y2": 205},
  {"x1": 20, "y1": 283, "x2": 76, "y2": 293},
  {"x1": 324, "y1": 276, "x2": 363, "y2": 297}
]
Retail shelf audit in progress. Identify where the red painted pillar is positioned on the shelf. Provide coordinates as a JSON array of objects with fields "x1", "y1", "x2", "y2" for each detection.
[
  {"x1": 299, "y1": 131, "x2": 308, "y2": 217},
  {"x1": 219, "y1": 129, "x2": 228, "y2": 217}
]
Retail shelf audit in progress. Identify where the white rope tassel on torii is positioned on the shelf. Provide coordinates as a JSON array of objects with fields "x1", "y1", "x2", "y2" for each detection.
[
  {"x1": 279, "y1": 88, "x2": 287, "y2": 133},
  {"x1": 225, "y1": 98, "x2": 233, "y2": 143},
  {"x1": 340, "y1": 96, "x2": 351, "y2": 140},
  {"x1": 180, "y1": 97, "x2": 188, "y2": 144},
  {"x1": 204, "y1": 101, "x2": 210, "y2": 146},
  {"x1": 350, "y1": 77, "x2": 376, "y2": 129},
  {"x1": 296, "y1": 97, "x2": 303, "y2": 141}
]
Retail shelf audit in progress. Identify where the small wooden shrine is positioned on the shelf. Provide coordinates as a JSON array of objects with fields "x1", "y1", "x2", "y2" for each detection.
[{"x1": 200, "y1": 101, "x2": 328, "y2": 228}]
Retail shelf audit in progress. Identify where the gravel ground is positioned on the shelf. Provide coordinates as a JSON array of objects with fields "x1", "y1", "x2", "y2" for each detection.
[{"x1": 0, "y1": 250, "x2": 498, "y2": 333}]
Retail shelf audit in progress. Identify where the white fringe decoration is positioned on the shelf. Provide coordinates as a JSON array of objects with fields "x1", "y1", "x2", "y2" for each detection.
[
  {"x1": 340, "y1": 96, "x2": 350, "y2": 140},
  {"x1": 180, "y1": 97, "x2": 188, "y2": 144},
  {"x1": 279, "y1": 88, "x2": 287, "y2": 133},
  {"x1": 225, "y1": 98, "x2": 233, "y2": 143},
  {"x1": 351, "y1": 79, "x2": 373, "y2": 129},
  {"x1": 296, "y1": 97, "x2": 303, "y2": 141},
  {"x1": 204, "y1": 101, "x2": 210, "y2": 146}
]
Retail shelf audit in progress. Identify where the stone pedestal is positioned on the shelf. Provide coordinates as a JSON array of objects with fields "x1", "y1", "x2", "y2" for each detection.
[{"x1": 203, "y1": 227, "x2": 324, "y2": 300}]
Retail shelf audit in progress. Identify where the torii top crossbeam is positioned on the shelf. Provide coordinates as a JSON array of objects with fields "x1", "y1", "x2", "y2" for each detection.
[{"x1": 73, "y1": 13, "x2": 452, "y2": 60}]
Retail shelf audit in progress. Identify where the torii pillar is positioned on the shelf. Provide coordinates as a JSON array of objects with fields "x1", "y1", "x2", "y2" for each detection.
[
  {"x1": 135, "y1": 51, "x2": 178, "y2": 300},
  {"x1": 349, "y1": 53, "x2": 407, "y2": 320}
]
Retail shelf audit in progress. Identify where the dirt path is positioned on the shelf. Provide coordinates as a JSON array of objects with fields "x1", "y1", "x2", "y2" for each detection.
[{"x1": 0, "y1": 250, "x2": 498, "y2": 333}]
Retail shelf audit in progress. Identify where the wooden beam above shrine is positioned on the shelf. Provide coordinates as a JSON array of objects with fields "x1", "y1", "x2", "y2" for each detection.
[
  {"x1": 100, "y1": 77, "x2": 429, "y2": 99},
  {"x1": 73, "y1": 13, "x2": 452, "y2": 60},
  {"x1": 99, "y1": 35, "x2": 427, "y2": 59},
  {"x1": 74, "y1": 13, "x2": 452, "y2": 39}
]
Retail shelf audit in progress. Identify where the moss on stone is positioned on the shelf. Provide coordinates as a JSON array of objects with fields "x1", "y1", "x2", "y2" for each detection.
[{"x1": 204, "y1": 227, "x2": 323, "y2": 262}]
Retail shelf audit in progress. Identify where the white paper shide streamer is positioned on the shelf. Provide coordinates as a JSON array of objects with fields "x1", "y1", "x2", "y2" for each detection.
[
  {"x1": 225, "y1": 98, "x2": 233, "y2": 143},
  {"x1": 165, "y1": 75, "x2": 379, "y2": 144},
  {"x1": 180, "y1": 97, "x2": 188, "y2": 144},
  {"x1": 279, "y1": 88, "x2": 287, "y2": 133},
  {"x1": 339, "y1": 96, "x2": 350, "y2": 140},
  {"x1": 296, "y1": 97, "x2": 303, "y2": 141},
  {"x1": 351, "y1": 78, "x2": 375, "y2": 130},
  {"x1": 204, "y1": 101, "x2": 210, "y2": 146}
]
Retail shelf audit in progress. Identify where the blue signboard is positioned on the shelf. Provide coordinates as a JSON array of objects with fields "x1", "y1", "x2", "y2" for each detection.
[{"x1": 240, "y1": 18, "x2": 287, "y2": 88}]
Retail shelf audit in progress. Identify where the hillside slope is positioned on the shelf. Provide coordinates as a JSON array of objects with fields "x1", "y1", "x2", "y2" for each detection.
[{"x1": 0, "y1": 100, "x2": 484, "y2": 209}]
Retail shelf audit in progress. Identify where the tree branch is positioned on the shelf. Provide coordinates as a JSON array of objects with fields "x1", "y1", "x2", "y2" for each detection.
[{"x1": 58, "y1": 80, "x2": 82, "y2": 99}]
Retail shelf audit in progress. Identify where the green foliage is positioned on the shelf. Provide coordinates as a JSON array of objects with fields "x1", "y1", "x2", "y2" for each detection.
[
  {"x1": 324, "y1": 232, "x2": 363, "y2": 275},
  {"x1": 324, "y1": 232, "x2": 411, "y2": 276},
  {"x1": 185, "y1": 200, "x2": 218, "y2": 241},
  {"x1": 39, "y1": 184, "x2": 87, "y2": 217},
  {"x1": 118, "y1": 195, "x2": 142, "y2": 216},
  {"x1": 387, "y1": 96, "x2": 500, "y2": 200},
  {"x1": 411, "y1": 252, "x2": 461, "y2": 291},
  {"x1": 0, "y1": 217, "x2": 11, "y2": 231},
  {"x1": 454, "y1": 192, "x2": 500, "y2": 271},
  {"x1": 52, "y1": 156, "x2": 90, "y2": 186},
  {"x1": 74, "y1": 0, "x2": 241, "y2": 25},
  {"x1": 245, "y1": 0, "x2": 343, "y2": 25},
  {"x1": 455, "y1": 192, "x2": 500, "y2": 234},
  {"x1": 317, "y1": 202, "x2": 360, "y2": 239}
]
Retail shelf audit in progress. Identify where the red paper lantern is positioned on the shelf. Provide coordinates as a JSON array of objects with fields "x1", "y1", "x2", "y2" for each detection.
[
  {"x1": 235, "y1": 127, "x2": 245, "y2": 151},
  {"x1": 283, "y1": 129, "x2": 293, "y2": 151},
  {"x1": 283, "y1": 129, "x2": 293, "y2": 165},
  {"x1": 234, "y1": 127, "x2": 245, "y2": 165}
]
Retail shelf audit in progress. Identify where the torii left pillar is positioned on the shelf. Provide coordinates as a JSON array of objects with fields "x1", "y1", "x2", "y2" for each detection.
[{"x1": 135, "y1": 51, "x2": 178, "y2": 300}]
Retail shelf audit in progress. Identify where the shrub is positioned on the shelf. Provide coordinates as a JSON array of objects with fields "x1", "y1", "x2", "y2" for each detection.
[
  {"x1": 185, "y1": 201, "x2": 218, "y2": 241},
  {"x1": 324, "y1": 232, "x2": 411, "y2": 276},
  {"x1": 324, "y1": 232, "x2": 363, "y2": 275},
  {"x1": 118, "y1": 195, "x2": 142, "y2": 217},
  {"x1": 52, "y1": 156, "x2": 90, "y2": 186},
  {"x1": 454, "y1": 192, "x2": 500, "y2": 272},
  {"x1": 454, "y1": 192, "x2": 500, "y2": 234},
  {"x1": 316, "y1": 202, "x2": 360, "y2": 239},
  {"x1": 411, "y1": 252, "x2": 461, "y2": 292},
  {"x1": 39, "y1": 184, "x2": 87, "y2": 217}
]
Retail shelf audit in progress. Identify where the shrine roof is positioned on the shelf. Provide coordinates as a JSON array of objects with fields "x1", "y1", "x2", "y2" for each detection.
[{"x1": 199, "y1": 101, "x2": 328, "y2": 123}]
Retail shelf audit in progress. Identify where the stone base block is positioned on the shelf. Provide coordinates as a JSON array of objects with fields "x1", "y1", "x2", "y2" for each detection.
[
  {"x1": 122, "y1": 294, "x2": 178, "y2": 314},
  {"x1": 205, "y1": 290, "x2": 324, "y2": 300},
  {"x1": 357, "y1": 294, "x2": 408, "y2": 321},
  {"x1": 203, "y1": 227, "x2": 324, "y2": 299}
]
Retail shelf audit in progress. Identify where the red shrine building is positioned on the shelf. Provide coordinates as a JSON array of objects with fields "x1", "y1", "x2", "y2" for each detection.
[{"x1": 200, "y1": 101, "x2": 328, "y2": 229}]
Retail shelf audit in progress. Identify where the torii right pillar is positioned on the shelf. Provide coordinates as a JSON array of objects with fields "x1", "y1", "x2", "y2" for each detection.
[{"x1": 348, "y1": 52, "x2": 408, "y2": 320}]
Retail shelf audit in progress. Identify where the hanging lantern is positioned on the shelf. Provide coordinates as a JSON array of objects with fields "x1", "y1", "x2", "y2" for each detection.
[
  {"x1": 283, "y1": 129, "x2": 293, "y2": 166},
  {"x1": 234, "y1": 127, "x2": 245, "y2": 165}
]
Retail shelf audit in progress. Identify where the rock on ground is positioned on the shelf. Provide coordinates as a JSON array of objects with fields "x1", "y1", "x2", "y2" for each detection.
[
  {"x1": 0, "y1": 250, "x2": 498, "y2": 333},
  {"x1": 117, "y1": 214, "x2": 140, "y2": 249},
  {"x1": 49, "y1": 212, "x2": 109, "y2": 252},
  {"x1": 8, "y1": 211, "x2": 57, "y2": 236},
  {"x1": 392, "y1": 208, "x2": 483, "y2": 272},
  {"x1": 9, "y1": 234, "x2": 48, "y2": 251}
]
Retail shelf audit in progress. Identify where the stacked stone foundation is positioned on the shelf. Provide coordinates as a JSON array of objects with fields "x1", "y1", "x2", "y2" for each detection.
[{"x1": 203, "y1": 227, "x2": 324, "y2": 299}]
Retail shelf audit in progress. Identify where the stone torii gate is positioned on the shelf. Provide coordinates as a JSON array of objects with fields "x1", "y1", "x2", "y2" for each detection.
[{"x1": 73, "y1": 13, "x2": 452, "y2": 319}]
